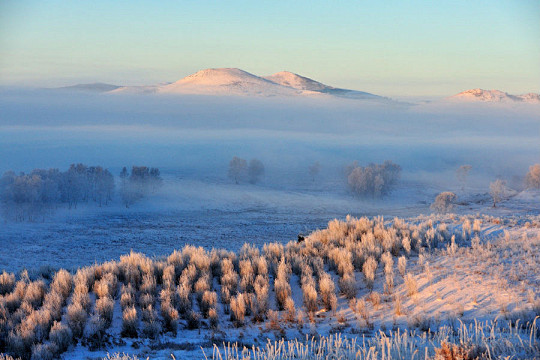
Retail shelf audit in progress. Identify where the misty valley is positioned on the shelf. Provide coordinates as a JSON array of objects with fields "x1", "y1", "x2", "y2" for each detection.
[{"x1": 0, "y1": 90, "x2": 539, "y2": 360}]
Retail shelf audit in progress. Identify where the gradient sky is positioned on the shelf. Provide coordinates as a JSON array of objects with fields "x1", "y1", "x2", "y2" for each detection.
[{"x1": 0, "y1": 0, "x2": 539, "y2": 96}]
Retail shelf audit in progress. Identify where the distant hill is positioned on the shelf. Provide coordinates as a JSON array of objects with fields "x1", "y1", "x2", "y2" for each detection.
[
  {"x1": 56, "y1": 83, "x2": 121, "y2": 93},
  {"x1": 449, "y1": 89, "x2": 540, "y2": 103}
]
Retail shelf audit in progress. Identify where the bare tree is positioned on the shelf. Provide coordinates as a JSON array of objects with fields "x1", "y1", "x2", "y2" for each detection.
[
  {"x1": 248, "y1": 159, "x2": 265, "y2": 184},
  {"x1": 309, "y1": 162, "x2": 320, "y2": 182},
  {"x1": 525, "y1": 164, "x2": 540, "y2": 189},
  {"x1": 456, "y1": 165, "x2": 472, "y2": 191},
  {"x1": 430, "y1": 192, "x2": 457, "y2": 213},
  {"x1": 489, "y1": 179, "x2": 506, "y2": 207},
  {"x1": 228, "y1": 157, "x2": 247, "y2": 184}
]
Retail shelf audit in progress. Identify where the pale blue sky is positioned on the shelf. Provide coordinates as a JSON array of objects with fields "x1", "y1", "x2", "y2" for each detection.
[{"x1": 0, "y1": 0, "x2": 538, "y2": 96}]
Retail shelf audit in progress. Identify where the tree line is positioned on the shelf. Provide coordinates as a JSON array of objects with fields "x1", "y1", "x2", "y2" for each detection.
[{"x1": 0, "y1": 165, "x2": 162, "y2": 221}]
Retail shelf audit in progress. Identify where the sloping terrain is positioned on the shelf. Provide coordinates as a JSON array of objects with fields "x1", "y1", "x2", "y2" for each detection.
[{"x1": 449, "y1": 88, "x2": 540, "y2": 103}]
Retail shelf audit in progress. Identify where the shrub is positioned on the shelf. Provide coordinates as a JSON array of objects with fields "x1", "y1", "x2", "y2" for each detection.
[
  {"x1": 177, "y1": 282, "x2": 191, "y2": 314},
  {"x1": 50, "y1": 269, "x2": 73, "y2": 301},
  {"x1": 274, "y1": 277, "x2": 291, "y2": 311},
  {"x1": 230, "y1": 293, "x2": 246, "y2": 327},
  {"x1": 398, "y1": 256, "x2": 407, "y2": 277},
  {"x1": 31, "y1": 342, "x2": 57, "y2": 360},
  {"x1": 24, "y1": 281, "x2": 46, "y2": 309},
  {"x1": 200, "y1": 291, "x2": 218, "y2": 318},
  {"x1": 0, "y1": 271, "x2": 16, "y2": 296},
  {"x1": 404, "y1": 273, "x2": 418, "y2": 297},
  {"x1": 339, "y1": 273, "x2": 357, "y2": 299},
  {"x1": 120, "y1": 284, "x2": 135, "y2": 309},
  {"x1": 194, "y1": 274, "x2": 211, "y2": 304},
  {"x1": 139, "y1": 293, "x2": 154, "y2": 309},
  {"x1": 252, "y1": 276, "x2": 269, "y2": 321},
  {"x1": 431, "y1": 192, "x2": 457, "y2": 213},
  {"x1": 161, "y1": 301, "x2": 178, "y2": 334},
  {"x1": 67, "y1": 302, "x2": 87, "y2": 339},
  {"x1": 362, "y1": 256, "x2": 377, "y2": 291},
  {"x1": 141, "y1": 306, "x2": 161, "y2": 339},
  {"x1": 208, "y1": 308, "x2": 218, "y2": 329},
  {"x1": 525, "y1": 164, "x2": 540, "y2": 189},
  {"x1": 162, "y1": 264, "x2": 176, "y2": 290},
  {"x1": 284, "y1": 297, "x2": 296, "y2": 322},
  {"x1": 186, "y1": 310, "x2": 200, "y2": 330},
  {"x1": 140, "y1": 273, "x2": 156, "y2": 294},
  {"x1": 318, "y1": 273, "x2": 337, "y2": 311},
  {"x1": 302, "y1": 282, "x2": 318, "y2": 313},
  {"x1": 95, "y1": 297, "x2": 114, "y2": 327},
  {"x1": 121, "y1": 306, "x2": 138, "y2": 338},
  {"x1": 48, "y1": 321, "x2": 72, "y2": 353},
  {"x1": 369, "y1": 291, "x2": 381, "y2": 308}
]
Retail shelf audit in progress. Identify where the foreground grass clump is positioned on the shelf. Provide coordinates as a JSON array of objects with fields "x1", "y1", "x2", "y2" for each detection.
[{"x1": 0, "y1": 214, "x2": 539, "y2": 359}]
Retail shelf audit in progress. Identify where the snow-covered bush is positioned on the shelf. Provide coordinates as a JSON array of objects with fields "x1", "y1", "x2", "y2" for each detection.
[
  {"x1": 431, "y1": 192, "x2": 457, "y2": 213},
  {"x1": 160, "y1": 301, "x2": 178, "y2": 334},
  {"x1": 362, "y1": 256, "x2": 377, "y2": 291},
  {"x1": 525, "y1": 164, "x2": 540, "y2": 189},
  {"x1": 48, "y1": 321, "x2": 72, "y2": 353},
  {"x1": 95, "y1": 297, "x2": 114, "y2": 327},
  {"x1": 50, "y1": 269, "x2": 72, "y2": 301},
  {"x1": 490, "y1": 179, "x2": 506, "y2": 207},
  {"x1": 230, "y1": 293, "x2": 246, "y2": 327},
  {"x1": 24, "y1": 281, "x2": 46, "y2": 309},
  {"x1": 318, "y1": 273, "x2": 337, "y2": 311},
  {"x1": 67, "y1": 302, "x2": 87, "y2": 339},
  {"x1": 0, "y1": 271, "x2": 15, "y2": 296},
  {"x1": 404, "y1": 273, "x2": 418, "y2": 297},
  {"x1": 141, "y1": 306, "x2": 161, "y2": 339},
  {"x1": 339, "y1": 273, "x2": 356, "y2": 299},
  {"x1": 398, "y1": 256, "x2": 407, "y2": 277},
  {"x1": 201, "y1": 291, "x2": 217, "y2": 318}
]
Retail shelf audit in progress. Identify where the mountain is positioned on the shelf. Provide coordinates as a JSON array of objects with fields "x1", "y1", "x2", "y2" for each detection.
[
  {"x1": 264, "y1": 71, "x2": 382, "y2": 100},
  {"x1": 56, "y1": 83, "x2": 121, "y2": 93},
  {"x1": 449, "y1": 89, "x2": 540, "y2": 103},
  {"x1": 155, "y1": 68, "x2": 308, "y2": 96},
  {"x1": 111, "y1": 68, "x2": 386, "y2": 100}
]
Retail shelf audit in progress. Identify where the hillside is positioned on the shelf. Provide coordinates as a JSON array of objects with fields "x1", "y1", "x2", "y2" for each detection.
[{"x1": 449, "y1": 88, "x2": 540, "y2": 103}]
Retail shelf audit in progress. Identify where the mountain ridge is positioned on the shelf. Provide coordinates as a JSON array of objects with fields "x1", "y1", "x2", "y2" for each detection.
[{"x1": 449, "y1": 88, "x2": 540, "y2": 103}]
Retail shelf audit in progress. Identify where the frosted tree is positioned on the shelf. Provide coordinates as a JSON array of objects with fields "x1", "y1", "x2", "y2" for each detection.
[
  {"x1": 430, "y1": 192, "x2": 457, "y2": 213},
  {"x1": 309, "y1": 161, "x2": 320, "y2": 182},
  {"x1": 228, "y1": 156, "x2": 247, "y2": 184},
  {"x1": 346, "y1": 160, "x2": 401, "y2": 198},
  {"x1": 456, "y1": 165, "x2": 472, "y2": 191},
  {"x1": 247, "y1": 159, "x2": 265, "y2": 184},
  {"x1": 489, "y1": 179, "x2": 506, "y2": 207},
  {"x1": 525, "y1": 164, "x2": 540, "y2": 189}
]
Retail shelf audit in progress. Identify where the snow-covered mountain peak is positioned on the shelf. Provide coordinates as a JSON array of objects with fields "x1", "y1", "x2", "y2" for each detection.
[
  {"x1": 450, "y1": 89, "x2": 540, "y2": 103},
  {"x1": 175, "y1": 68, "x2": 271, "y2": 86},
  {"x1": 264, "y1": 71, "x2": 332, "y2": 91}
]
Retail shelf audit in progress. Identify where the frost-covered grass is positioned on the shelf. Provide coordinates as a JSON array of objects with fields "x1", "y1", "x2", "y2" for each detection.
[
  {"x1": 204, "y1": 319, "x2": 539, "y2": 360},
  {"x1": 0, "y1": 213, "x2": 539, "y2": 359}
]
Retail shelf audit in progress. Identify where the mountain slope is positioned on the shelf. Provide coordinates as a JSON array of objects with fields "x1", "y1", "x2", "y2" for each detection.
[
  {"x1": 449, "y1": 89, "x2": 540, "y2": 103},
  {"x1": 264, "y1": 71, "x2": 383, "y2": 99}
]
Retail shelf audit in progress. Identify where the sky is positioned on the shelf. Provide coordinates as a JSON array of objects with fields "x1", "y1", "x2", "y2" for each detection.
[{"x1": 0, "y1": 0, "x2": 539, "y2": 97}]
